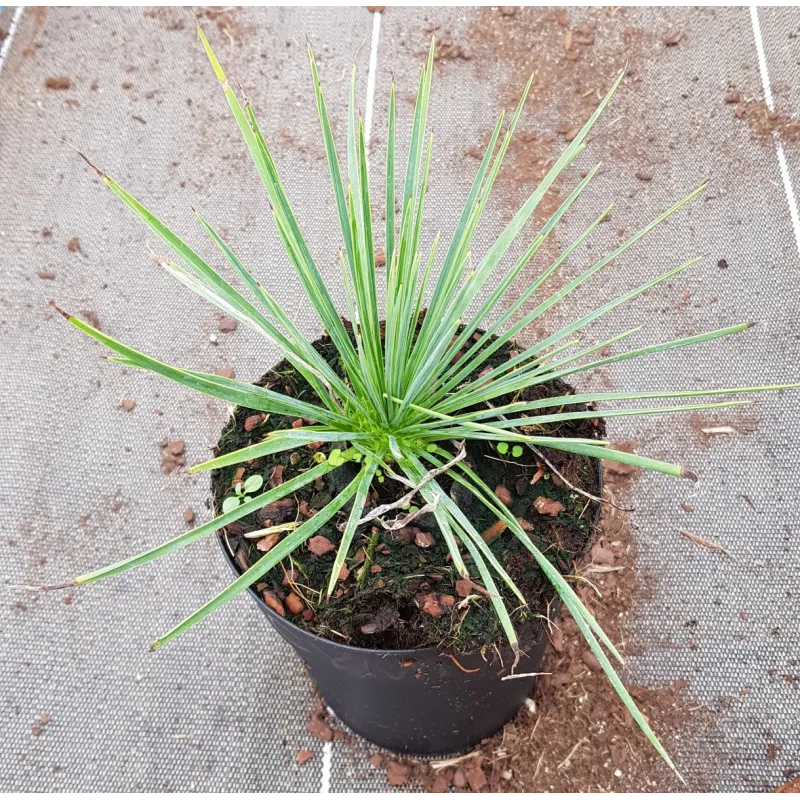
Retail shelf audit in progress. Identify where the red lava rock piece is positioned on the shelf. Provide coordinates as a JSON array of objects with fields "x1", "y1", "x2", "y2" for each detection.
[
  {"x1": 67, "y1": 237, "x2": 81, "y2": 253},
  {"x1": 296, "y1": 749, "x2": 313, "y2": 765},
  {"x1": 456, "y1": 579, "x2": 473, "y2": 597},
  {"x1": 338, "y1": 563, "x2": 350, "y2": 581},
  {"x1": 725, "y1": 91, "x2": 742, "y2": 104},
  {"x1": 215, "y1": 366, "x2": 236, "y2": 379},
  {"x1": 307, "y1": 702, "x2": 334, "y2": 742},
  {"x1": 45, "y1": 76, "x2": 71, "y2": 90},
  {"x1": 217, "y1": 316, "x2": 238, "y2": 333},
  {"x1": 285, "y1": 593, "x2": 304, "y2": 614},
  {"x1": 259, "y1": 498, "x2": 294, "y2": 523},
  {"x1": 663, "y1": 29, "x2": 682, "y2": 46},
  {"x1": 414, "y1": 529, "x2": 434, "y2": 548},
  {"x1": 452, "y1": 769, "x2": 467, "y2": 788},
  {"x1": 494, "y1": 485, "x2": 513, "y2": 506},
  {"x1": 307, "y1": 536, "x2": 335, "y2": 556},
  {"x1": 161, "y1": 440, "x2": 186, "y2": 474},
  {"x1": 369, "y1": 753, "x2": 383, "y2": 768},
  {"x1": 37, "y1": 271, "x2": 56, "y2": 280},
  {"x1": 634, "y1": 171, "x2": 652, "y2": 181},
  {"x1": 385, "y1": 761, "x2": 410, "y2": 786},
  {"x1": 391, "y1": 526, "x2": 417, "y2": 544},
  {"x1": 269, "y1": 465, "x2": 285, "y2": 488},
  {"x1": 465, "y1": 760, "x2": 487, "y2": 791},
  {"x1": 418, "y1": 593, "x2": 444, "y2": 618},
  {"x1": 256, "y1": 532, "x2": 281, "y2": 553},
  {"x1": 291, "y1": 418, "x2": 304, "y2": 428},
  {"x1": 428, "y1": 771, "x2": 451, "y2": 792},
  {"x1": 262, "y1": 591, "x2": 285, "y2": 617},
  {"x1": 515, "y1": 516, "x2": 534, "y2": 532},
  {"x1": 439, "y1": 594, "x2": 455, "y2": 608},
  {"x1": 120, "y1": 399, "x2": 136, "y2": 412},
  {"x1": 533, "y1": 496, "x2": 565, "y2": 516},
  {"x1": 183, "y1": 508, "x2": 195, "y2": 525},
  {"x1": 244, "y1": 414, "x2": 264, "y2": 432}
]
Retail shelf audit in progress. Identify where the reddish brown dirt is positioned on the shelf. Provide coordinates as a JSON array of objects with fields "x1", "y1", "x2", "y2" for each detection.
[
  {"x1": 460, "y1": 7, "x2": 657, "y2": 335},
  {"x1": 733, "y1": 100, "x2": 800, "y2": 144},
  {"x1": 369, "y1": 462, "x2": 721, "y2": 791}
]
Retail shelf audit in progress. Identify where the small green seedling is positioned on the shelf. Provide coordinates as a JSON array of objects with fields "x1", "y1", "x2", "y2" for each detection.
[
  {"x1": 511, "y1": 445, "x2": 524, "y2": 458},
  {"x1": 221, "y1": 474, "x2": 264, "y2": 513},
  {"x1": 497, "y1": 442, "x2": 509, "y2": 455}
]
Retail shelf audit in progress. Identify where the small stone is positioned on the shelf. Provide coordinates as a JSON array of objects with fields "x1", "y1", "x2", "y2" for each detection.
[
  {"x1": 452, "y1": 769, "x2": 467, "y2": 788},
  {"x1": 167, "y1": 440, "x2": 185, "y2": 456},
  {"x1": 494, "y1": 485, "x2": 513, "y2": 506},
  {"x1": 465, "y1": 760, "x2": 487, "y2": 791},
  {"x1": 262, "y1": 591, "x2": 285, "y2": 617},
  {"x1": 37, "y1": 271, "x2": 56, "y2": 280},
  {"x1": 414, "y1": 529, "x2": 434, "y2": 548},
  {"x1": 369, "y1": 754, "x2": 383, "y2": 769},
  {"x1": 120, "y1": 399, "x2": 136, "y2": 412},
  {"x1": 307, "y1": 536, "x2": 335, "y2": 556},
  {"x1": 244, "y1": 414, "x2": 263, "y2": 432},
  {"x1": 307, "y1": 706, "x2": 333, "y2": 742},
  {"x1": 285, "y1": 593, "x2": 304, "y2": 614},
  {"x1": 374, "y1": 247, "x2": 386, "y2": 267},
  {"x1": 67, "y1": 237, "x2": 81, "y2": 253},
  {"x1": 724, "y1": 91, "x2": 742, "y2": 104},
  {"x1": 456, "y1": 579, "x2": 473, "y2": 597},
  {"x1": 183, "y1": 508, "x2": 195, "y2": 525},
  {"x1": 418, "y1": 593, "x2": 444, "y2": 617},
  {"x1": 634, "y1": 171, "x2": 652, "y2": 181},
  {"x1": 215, "y1": 366, "x2": 236, "y2": 379},
  {"x1": 533, "y1": 496, "x2": 565, "y2": 516},
  {"x1": 385, "y1": 761, "x2": 410, "y2": 786},
  {"x1": 663, "y1": 29, "x2": 682, "y2": 46},
  {"x1": 296, "y1": 749, "x2": 313, "y2": 765},
  {"x1": 256, "y1": 532, "x2": 281, "y2": 553},
  {"x1": 218, "y1": 316, "x2": 238, "y2": 333},
  {"x1": 45, "y1": 76, "x2": 71, "y2": 90}
]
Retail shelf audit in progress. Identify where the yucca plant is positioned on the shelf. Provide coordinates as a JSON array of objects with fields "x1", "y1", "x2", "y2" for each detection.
[{"x1": 51, "y1": 29, "x2": 799, "y2": 774}]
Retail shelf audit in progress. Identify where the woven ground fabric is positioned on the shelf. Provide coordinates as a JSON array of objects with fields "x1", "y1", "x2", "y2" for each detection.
[{"x1": 1, "y1": 5, "x2": 799, "y2": 793}]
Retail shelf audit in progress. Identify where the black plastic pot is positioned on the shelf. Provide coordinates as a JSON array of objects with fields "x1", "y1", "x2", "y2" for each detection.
[{"x1": 217, "y1": 463, "x2": 602, "y2": 755}]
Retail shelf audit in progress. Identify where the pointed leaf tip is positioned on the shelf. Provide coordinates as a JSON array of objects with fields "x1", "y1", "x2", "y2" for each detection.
[
  {"x1": 48, "y1": 301, "x2": 72, "y2": 321},
  {"x1": 197, "y1": 25, "x2": 227, "y2": 83}
]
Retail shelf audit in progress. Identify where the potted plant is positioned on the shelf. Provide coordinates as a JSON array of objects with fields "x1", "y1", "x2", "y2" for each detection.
[{"x1": 48, "y1": 29, "x2": 798, "y2": 774}]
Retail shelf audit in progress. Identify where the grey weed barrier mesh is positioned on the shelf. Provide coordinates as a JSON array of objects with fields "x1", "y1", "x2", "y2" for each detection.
[{"x1": 1, "y1": 6, "x2": 799, "y2": 792}]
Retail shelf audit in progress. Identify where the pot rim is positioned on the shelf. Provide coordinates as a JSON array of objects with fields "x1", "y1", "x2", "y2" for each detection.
[{"x1": 215, "y1": 459, "x2": 603, "y2": 659}]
